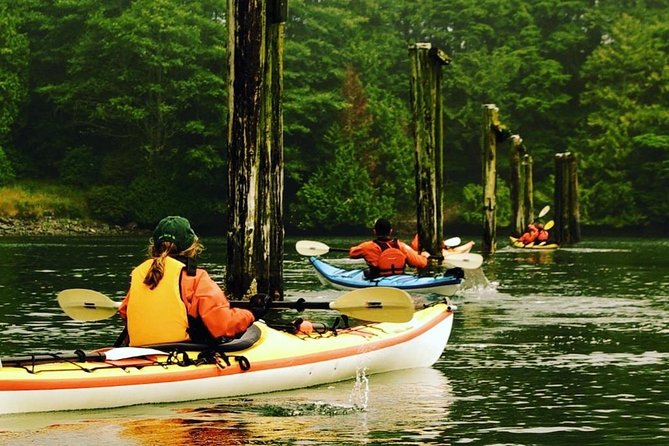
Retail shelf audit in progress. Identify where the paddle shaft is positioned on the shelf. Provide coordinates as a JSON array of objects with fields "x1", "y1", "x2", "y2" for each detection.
[
  {"x1": 233, "y1": 298, "x2": 334, "y2": 312},
  {"x1": 1, "y1": 351, "x2": 106, "y2": 367}
]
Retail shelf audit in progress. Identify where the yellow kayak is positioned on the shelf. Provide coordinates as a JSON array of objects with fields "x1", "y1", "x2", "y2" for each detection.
[
  {"x1": 0, "y1": 302, "x2": 454, "y2": 415},
  {"x1": 509, "y1": 236, "x2": 559, "y2": 250}
]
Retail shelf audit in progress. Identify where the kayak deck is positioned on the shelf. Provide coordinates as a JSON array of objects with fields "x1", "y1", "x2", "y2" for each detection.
[
  {"x1": 0, "y1": 302, "x2": 454, "y2": 414},
  {"x1": 309, "y1": 257, "x2": 463, "y2": 296}
]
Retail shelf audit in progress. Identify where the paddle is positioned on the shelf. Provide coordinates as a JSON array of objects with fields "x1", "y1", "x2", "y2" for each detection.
[
  {"x1": 57, "y1": 287, "x2": 415, "y2": 324},
  {"x1": 443, "y1": 237, "x2": 461, "y2": 248},
  {"x1": 0, "y1": 346, "x2": 174, "y2": 367},
  {"x1": 538, "y1": 205, "x2": 550, "y2": 219},
  {"x1": 544, "y1": 220, "x2": 554, "y2": 230},
  {"x1": 295, "y1": 240, "x2": 483, "y2": 270}
]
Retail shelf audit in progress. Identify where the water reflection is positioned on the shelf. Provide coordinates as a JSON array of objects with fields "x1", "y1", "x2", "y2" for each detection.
[{"x1": 0, "y1": 367, "x2": 453, "y2": 445}]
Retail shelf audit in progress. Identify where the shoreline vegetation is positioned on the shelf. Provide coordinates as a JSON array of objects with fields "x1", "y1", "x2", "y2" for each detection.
[
  {"x1": 0, "y1": 183, "x2": 146, "y2": 236},
  {"x1": 0, "y1": 217, "x2": 145, "y2": 237}
]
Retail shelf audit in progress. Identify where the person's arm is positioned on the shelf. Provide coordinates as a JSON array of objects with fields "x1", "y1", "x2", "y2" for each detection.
[
  {"x1": 399, "y1": 241, "x2": 429, "y2": 269},
  {"x1": 349, "y1": 241, "x2": 374, "y2": 259},
  {"x1": 182, "y1": 270, "x2": 255, "y2": 338}
]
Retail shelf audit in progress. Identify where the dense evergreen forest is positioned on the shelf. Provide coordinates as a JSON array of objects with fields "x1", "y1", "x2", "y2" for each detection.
[{"x1": 1, "y1": 0, "x2": 667, "y2": 233}]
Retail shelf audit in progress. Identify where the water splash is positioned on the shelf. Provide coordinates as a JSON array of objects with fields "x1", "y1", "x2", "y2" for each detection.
[{"x1": 348, "y1": 367, "x2": 369, "y2": 410}]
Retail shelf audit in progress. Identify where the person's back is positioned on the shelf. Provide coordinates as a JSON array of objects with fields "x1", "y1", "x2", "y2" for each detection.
[
  {"x1": 349, "y1": 218, "x2": 429, "y2": 278},
  {"x1": 119, "y1": 216, "x2": 256, "y2": 346}
]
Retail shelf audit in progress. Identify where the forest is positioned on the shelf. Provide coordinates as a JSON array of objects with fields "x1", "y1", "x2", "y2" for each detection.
[{"x1": 1, "y1": 0, "x2": 667, "y2": 233}]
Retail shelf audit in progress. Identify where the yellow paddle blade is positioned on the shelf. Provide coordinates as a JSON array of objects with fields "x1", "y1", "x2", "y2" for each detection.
[
  {"x1": 57, "y1": 288, "x2": 120, "y2": 321},
  {"x1": 544, "y1": 220, "x2": 555, "y2": 230},
  {"x1": 329, "y1": 287, "x2": 414, "y2": 323}
]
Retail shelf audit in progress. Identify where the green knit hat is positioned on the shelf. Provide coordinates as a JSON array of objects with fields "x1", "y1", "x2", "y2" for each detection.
[{"x1": 152, "y1": 216, "x2": 196, "y2": 252}]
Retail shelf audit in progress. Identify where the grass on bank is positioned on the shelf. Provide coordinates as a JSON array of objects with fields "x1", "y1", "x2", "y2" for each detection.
[{"x1": 0, "y1": 182, "x2": 88, "y2": 219}]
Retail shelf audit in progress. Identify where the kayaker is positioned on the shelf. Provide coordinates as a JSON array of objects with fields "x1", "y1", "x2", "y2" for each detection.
[
  {"x1": 518, "y1": 222, "x2": 549, "y2": 245},
  {"x1": 349, "y1": 218, "x2": 430, "y2": 278},
  {"x1": 118, "y1": 216, "x2": 261, "y2": 346}
]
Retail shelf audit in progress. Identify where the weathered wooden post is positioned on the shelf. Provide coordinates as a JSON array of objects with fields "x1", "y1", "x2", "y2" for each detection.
[
  {"x1": 509, "y1": 135, "x2": 525, "y2": 236},
  {"x1": 226, "y1": 0, "x2": 286, "y2": 300},
  {"x1": 481, "y1": 104, "x2": 499, "y2": 253},
  {"x1": 522, "y1": 153, "x2": 534, "y2": 228},
  {"x1": 409, "y1": 43, "x2": 451, "y2": 254},
  {"x1": 554, "y1": 152, "x2": 581, "y2": 245}
]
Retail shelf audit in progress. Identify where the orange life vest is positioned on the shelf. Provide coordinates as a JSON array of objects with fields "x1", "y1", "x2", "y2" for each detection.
[{"x1": 373, "y1": 239, "x2": 407, "y2": 276}]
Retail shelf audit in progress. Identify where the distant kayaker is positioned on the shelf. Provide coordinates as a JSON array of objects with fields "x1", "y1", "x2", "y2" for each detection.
[
  {"x1": 518, "y1": 222, "x2": 549, "y2": 245},
  {"x1": 118, "y1": 216, "x2": 260, "y2": 346},
  {"x1": 349, "y1": 218, "x2": 430, "y2": 278}
]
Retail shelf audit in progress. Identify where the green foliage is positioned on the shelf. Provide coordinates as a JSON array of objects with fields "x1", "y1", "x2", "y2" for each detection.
[
  {"x1": 291, "y1": 126, "x2": 393, "y2": 230},
  {"x1": 59, "y1": 146, "x2": 99, "y2": 187},
  {"x1": 5, "y1": 0, "x2": 668, "y2": 230},
  {"x1": 87, "y1": 185, "x2": 130, "y2": 224},
  {"x1": 0, "y1": 4, "x2": 29, "y2": 137},
  {"x1": 578, "y1": 11, "x2": 669, "y2": 226},
  {"x1": 459, "y1": 181, "x2": 511, "y2": 227},
  {"x1": 0, "y1": 147, "x2": 16, "y2": 186},
  {"x1": 0, "y1": 182, "x2": 87, "y2": 219}
]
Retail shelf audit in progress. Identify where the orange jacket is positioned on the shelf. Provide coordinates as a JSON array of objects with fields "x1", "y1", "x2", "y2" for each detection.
[
  {"x1": 518, "y1": 224, "x2": 539, "y2": 244},
  {"x1": 349, "y1": 238, "x2": 428, "y2": 273},
  {"x1": 119, "y1": 266, "x2": 254, "y2": 341}
]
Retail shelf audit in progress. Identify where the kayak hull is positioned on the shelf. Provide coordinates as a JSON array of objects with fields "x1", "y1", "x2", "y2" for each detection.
[
  {"x1": 509, "y1": 236, "x2": 559, "y2": 250},
  {"x1": 309, "y1": 257, "x2": 462, "y2": 295},
  {"x1": 0, "y1": 303, "x2": 453, "y2": 414}
]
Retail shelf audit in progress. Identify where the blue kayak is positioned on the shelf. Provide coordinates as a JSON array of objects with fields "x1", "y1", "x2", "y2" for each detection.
[{"x1": 309, "y1": 257, "x2": 463, "y2": 295}]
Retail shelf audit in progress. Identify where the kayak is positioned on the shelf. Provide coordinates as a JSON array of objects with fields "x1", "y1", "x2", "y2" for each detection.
[
  {"x1": 0, "y1": 301, "x2": 454, "y2": 415},
  {"x1": 309, "y1": 257, "x2": 463, "y2": 295},
  {"x1": 509, "y1": 236, "x2": 559, "y2": 250}
]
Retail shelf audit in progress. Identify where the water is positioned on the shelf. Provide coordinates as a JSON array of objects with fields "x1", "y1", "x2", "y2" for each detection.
[{"x1": 0, "y1": 235, "x2": 667, "y2": 445}]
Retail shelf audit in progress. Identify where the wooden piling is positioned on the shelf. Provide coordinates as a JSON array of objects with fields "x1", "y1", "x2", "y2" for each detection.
[
  {"x1": 481, "y1": 104, "x2": 499, "y2": 253},
  {"x1": 554, "y1": 152, "x2": 581, "y2": 245},
  {"x1": 409, "y1": 43, "x2": 451, "y2": 254},
  {"x1": 226, "y1": 0, "x2": 286, "y2": 300},
  {"x1": 522, "y1": 154, "x2": 534, "y2": 228},
  {"x1": 509, "y1": 135, "x2": 525, "y2": 236}
]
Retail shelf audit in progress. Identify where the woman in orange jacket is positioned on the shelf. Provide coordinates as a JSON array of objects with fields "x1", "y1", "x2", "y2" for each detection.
[
  {"x1": 118, "y1": 216, "x2": 256, "y2": 346},
  {"x1": 349, "y1": 218, "x2": 430, "y2": 279}
]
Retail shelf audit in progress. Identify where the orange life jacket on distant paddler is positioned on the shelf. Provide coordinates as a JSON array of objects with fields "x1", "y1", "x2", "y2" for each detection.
[{"x1": 373, "y1": 239, "x2": 408, "y2": 276}]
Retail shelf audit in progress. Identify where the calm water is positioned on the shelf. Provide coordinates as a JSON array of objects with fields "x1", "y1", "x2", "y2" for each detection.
[{"x1": 0, "y1": 235, "x2": 667, "y2": 445}]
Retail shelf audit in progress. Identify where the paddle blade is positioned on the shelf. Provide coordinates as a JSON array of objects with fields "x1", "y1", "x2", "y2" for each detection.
[
  {"x1": 443, "y1": 253, "x2": 483, "y2": 270},
  {"x1": 57, "y1": 288, "x2": 120, "y2": 321},
  {"x1": 329, "y1": 287, "x2": 414, "y2": 323},
  {"x1": 538, "y1": 205, "x2": 550, "y2": 218},
  {"x1": 443, "y1": 237, "x2": 461, "y2": 248},
  {"x1": 295, "y1": 240, "x2": 330, "y2": 256},
  {"x1": 544, "y1": 220, "x2": 554, "y2": 230}
]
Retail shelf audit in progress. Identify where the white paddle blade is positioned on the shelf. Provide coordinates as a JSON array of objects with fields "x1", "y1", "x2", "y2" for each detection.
[
  {"x1": 443, "y1": 237, "x2": 462, "y2": 248},
  {"x1": 538, "y1": 205, "x2": 550, "y2": 218},
  {"x1": 329, "y1": 287, "x2": 414, "y2": 323},
  {"x1": 443, "y1": 253, "x2": 484, "y2": 270},
  {"x1": 295, "y1": 240, "x2": 330, "y2": 256},
  {"x1": 57, "y1": 288, "x2": 120, "y2": 321}
]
